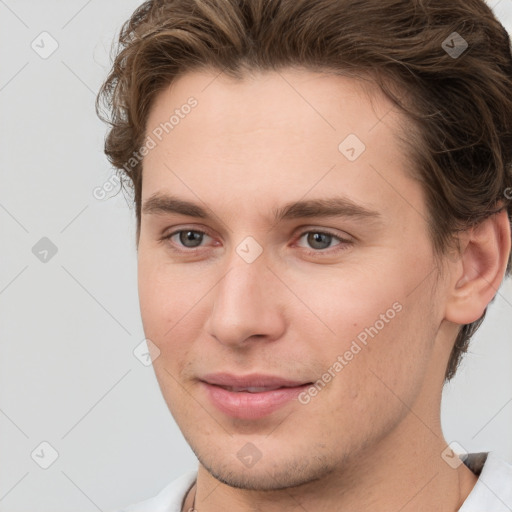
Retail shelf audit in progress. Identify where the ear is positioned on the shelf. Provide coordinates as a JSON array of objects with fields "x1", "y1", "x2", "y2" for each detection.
[{"x1": 444, "y1": 208, "x2": 511, "y2": 325}]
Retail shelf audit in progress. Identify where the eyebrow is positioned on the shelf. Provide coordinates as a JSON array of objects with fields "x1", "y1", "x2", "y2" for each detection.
[{"x1": 142, "y1": 193, "x2": 383, "y2": 224}]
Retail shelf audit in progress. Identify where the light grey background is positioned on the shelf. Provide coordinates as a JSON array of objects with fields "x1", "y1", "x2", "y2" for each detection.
[{"x1": 0, "y1": 1, "x2": 511, "y2": 511}]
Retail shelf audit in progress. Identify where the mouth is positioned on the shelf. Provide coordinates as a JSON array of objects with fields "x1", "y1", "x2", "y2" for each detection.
[{"x1": 199, "y1": 373, "x2": 313, "y2": 419}]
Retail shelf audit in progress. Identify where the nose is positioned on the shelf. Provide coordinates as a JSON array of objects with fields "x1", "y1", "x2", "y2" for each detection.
[{"x1": 204, "y1": 254, "x2": 286, "y2": 348}]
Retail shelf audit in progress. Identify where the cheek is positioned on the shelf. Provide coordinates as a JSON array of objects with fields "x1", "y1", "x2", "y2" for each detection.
[
  {"x1": 138, "y1": 252, "x2": 181, "y2": 351},
  {"x1": 286, "y1": 262, "x2": 406, "y2": 346},
  {"x1": 295, "y1": 297, "x2": 434, "y2": 446},
  {"x1": 138, "y1": 242, "x2": 193, "y2": 328},
  {"x1": 291, "y1": 259, "x2": 436, "y2": 398},
  {"x1": 137, "y1": 248, "x2": 212, "y2": 374}
]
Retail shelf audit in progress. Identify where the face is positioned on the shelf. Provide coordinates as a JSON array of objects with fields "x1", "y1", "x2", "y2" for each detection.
[{"x1": 137, "y1": 68, "x2": 449, "y2": 490}]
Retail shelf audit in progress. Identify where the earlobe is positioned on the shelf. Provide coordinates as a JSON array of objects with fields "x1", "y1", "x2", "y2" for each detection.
[{"x1": 445, "y1": 208, "x2": 511, "y2": 325}]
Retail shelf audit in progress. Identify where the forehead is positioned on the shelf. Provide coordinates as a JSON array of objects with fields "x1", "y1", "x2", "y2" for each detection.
[
  {"x1": 141, "y1": 68, "x2": 423, "y2": 228},
  {"x1": 146, "y1": 67, "x2": 400, "y2": 143}
]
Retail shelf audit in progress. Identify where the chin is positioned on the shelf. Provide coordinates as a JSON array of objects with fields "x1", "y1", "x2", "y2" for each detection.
[{"x1": 191, "y1": 440, "x2": 337, "y2": 491}]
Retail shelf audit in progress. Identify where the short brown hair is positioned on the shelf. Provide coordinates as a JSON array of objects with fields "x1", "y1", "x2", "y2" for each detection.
[{"x1": 96, "y1": 0, "x2": 512, "y2": 381}]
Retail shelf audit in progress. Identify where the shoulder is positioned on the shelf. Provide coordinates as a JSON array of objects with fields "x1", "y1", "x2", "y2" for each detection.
[
  {"x1": 112, "y1": 470, "x2": 198, "y2": 512},
  {"x1": 460, "y1": 451, "x2": 512, "y2": 511}
]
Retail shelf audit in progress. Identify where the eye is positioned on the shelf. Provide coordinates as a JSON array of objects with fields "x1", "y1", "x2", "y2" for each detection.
[
  {"x1": 295, "y1": 230, "x2": 353, "y2": 255},
  {"x1": 160, "y1": 227, "x2": 353, "y2": 256},
  {"x1": 162, "y1": 229, "x2": 212, "y2": 251}
]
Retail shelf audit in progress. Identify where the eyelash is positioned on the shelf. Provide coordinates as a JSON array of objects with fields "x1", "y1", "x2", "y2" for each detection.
[{"x1": 160, "y1": 228, "x2": 353, "y2": 257}]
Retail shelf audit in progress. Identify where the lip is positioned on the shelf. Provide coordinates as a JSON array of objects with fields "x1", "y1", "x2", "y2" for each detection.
[{"x1": 200, "y1": 373, "x2": 312, "y2": 420}]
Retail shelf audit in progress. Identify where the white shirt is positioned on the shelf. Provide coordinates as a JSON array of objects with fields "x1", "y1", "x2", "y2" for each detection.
[{"x1": 116, "y1": 452, "x2": 512, "y2": 512}]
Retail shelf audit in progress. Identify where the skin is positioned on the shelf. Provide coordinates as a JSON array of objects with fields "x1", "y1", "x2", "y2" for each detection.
[{"x1": 137, "y1": 68, "x2": 511, "y2": 511}]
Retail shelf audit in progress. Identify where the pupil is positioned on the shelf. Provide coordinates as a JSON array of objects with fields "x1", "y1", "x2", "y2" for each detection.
[
  {"x1": 308, "y1": 232, "x2": 331, "y2": 250},
  {"x1": 181, "y1": 230, "x2": 202, "y2": 247}
]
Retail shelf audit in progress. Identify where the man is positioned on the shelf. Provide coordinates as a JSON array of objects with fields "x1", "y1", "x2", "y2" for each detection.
[{"x1": 96, "y1": 0, "x2": 512, "y2": 510}]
